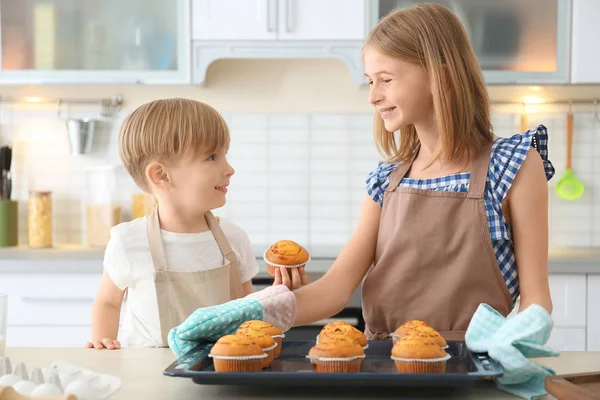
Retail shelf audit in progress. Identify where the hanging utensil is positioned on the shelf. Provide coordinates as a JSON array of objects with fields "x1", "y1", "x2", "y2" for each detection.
[{"x1": 555, "y1": 110, "x2": 585, "y2": 200}]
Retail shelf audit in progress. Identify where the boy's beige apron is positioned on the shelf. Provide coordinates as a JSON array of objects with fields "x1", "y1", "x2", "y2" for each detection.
[
  {"x1": 146, "y1": 208, "x2": 244, "y2": 345},
  {"x1": 362, "y1": 141, "x2": 513, "y2": 341}
]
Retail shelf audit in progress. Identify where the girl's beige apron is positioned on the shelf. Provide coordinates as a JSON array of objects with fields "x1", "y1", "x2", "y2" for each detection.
[
  {"x1": 362, "y1": 141, "x2": 513, "y2": 341},
  {"x1": 146, "y1": 208, "x2": 244, "y2": 345}
]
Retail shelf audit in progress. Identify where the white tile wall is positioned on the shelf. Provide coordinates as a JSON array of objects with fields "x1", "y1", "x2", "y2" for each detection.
[{"x1": 1, "y1": 107, "x2": 599, "y2": 253}]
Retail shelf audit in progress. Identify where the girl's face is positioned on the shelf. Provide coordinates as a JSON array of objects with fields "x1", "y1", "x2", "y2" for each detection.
[{"x1": 364, "y1": 47, "x2": 434, "y2": 132}]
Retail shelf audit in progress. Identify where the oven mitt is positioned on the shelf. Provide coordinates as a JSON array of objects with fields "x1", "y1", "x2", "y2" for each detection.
[
  {"x1": 168, "y1": 285, "x2": 296, "y2": 358},
  {"x1": 465, "y1": 303, "x2": 560, "y2": 400}
]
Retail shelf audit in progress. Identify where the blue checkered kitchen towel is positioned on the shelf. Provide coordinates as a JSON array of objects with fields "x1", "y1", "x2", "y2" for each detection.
[{"x1": 466, "y1": 303, "x2": 560, "y2": 400}]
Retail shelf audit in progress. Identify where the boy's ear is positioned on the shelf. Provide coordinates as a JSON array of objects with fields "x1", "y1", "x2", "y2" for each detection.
[{"x1": 146, "y1": 161, "x2": 171, "y2": 190}]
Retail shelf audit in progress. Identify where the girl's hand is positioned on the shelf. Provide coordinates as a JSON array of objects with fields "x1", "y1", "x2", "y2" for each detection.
[
  {"x1": 85, "y1": 338, "x2": 121, "y2": 350},
  {"x1": 273, "y1": 267, "x2": 309, "y2": 290}
]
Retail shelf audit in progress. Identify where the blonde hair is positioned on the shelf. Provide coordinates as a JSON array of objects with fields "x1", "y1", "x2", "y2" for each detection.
[
  {"x1": 119, "y1": 98, "x2": 230, "y2": 190},
  {"x1": 365, "y1": 3, "x2": 492, "y2": 166}
]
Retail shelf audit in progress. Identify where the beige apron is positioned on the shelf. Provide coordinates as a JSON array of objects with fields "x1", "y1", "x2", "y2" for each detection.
[
  {"x1": 147, "y1": 207, "x2": 244, "y2": 345},
  {"x1": 362, "y1": 141, "x2": 513, "y2": 342}
]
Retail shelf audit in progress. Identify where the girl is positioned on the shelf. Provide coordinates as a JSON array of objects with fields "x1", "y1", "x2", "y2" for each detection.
[{"x1": 275, "y1": 3, "x2": 554, "y2": 340}]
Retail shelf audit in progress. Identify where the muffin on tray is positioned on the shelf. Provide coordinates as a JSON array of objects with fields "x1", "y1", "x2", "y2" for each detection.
[
  {"x1": 390, "y1": 335, "x2": 451, "y2": 374},
  {"x1": 236, "y1": 330, "x2": 278, "y2": 368},
  {"x1": 317, "y1": 321, "x2": 368, "y2": 350},
  {"x1": 237, "y1": 320, "x2": 286, "y2": 358},
  {"x1": 208, "y1": 334, "x2": 266, "y2": 372},
  {"x1": 390, "y1": 319, "x2": 432, "y2": 343},
  {"x1": 307, "y1": 336, "x2": 365, "y2": 373},
  {"x1": 264, "y1": 240, "x2": 310, "y2": 277}
]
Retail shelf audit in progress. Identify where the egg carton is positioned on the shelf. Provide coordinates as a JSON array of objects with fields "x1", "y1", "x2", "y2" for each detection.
[{"x1": 0, "y1": 357, "x2": 120, "y2": 400}]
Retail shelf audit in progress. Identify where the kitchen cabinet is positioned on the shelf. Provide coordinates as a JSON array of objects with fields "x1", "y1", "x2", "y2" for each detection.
[
  {"x1": 546, "y1": 327, "x2": 587, "y2": 351},
  {"x1": 0, "y1": 0, "x2": 190, "y2": 84},
  {"x1": 570, "y1": 0, "x2": 600, "y2": 83},
  {"x1": 0, "y1": 273, "x2": 109, "y2": 347},
  {"x1": 587, "y1": 275, "x2": 600, "y2": 351},
  {"x1": 373, "y1": 0, "x2": 571, "y2": 84},
  {"x1": 191, "y1": 0, "x2": 367, "y2": 85},
  {"x1": 192, "y1": 0, "x2": 366, "y2": 41},
  {"x1": 548, "y1": 274, "x2": 587, "y2": 327}
]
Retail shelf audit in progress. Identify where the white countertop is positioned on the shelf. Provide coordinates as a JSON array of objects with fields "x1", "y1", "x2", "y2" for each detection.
[
  {"x1": 0, "y1": 245, "x2": 598, "y2": 274},
  {"x1": 4, "y1": 347, "x2": 600, "y2": 399}
]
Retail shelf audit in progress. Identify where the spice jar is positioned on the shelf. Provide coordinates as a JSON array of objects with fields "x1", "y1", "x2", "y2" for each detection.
[
  {"x1": 28, "y1": 191, "x2": 52, "y2": 248},
  {"x1": 131, "y1": 193, "x2": 157, "y2": 219},
  {"x1": 84, "y1": 166, "x2": 122, "y2": 247}
]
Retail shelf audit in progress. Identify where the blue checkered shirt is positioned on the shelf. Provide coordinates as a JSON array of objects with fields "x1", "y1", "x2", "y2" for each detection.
[{"x1": 366, "y1": 126, "x2": 555, "y2": 303}]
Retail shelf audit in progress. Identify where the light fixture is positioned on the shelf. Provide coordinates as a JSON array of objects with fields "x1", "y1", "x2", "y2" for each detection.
[
  {"x1": 529, "y1": 86, "x2": 542, "y2": 92},
  {"x1": 24, "y1": 97, "x2": 43, "y2": 103},
  {"x1": 523, "y1": 96, "x2": 544, "y2": 104}
]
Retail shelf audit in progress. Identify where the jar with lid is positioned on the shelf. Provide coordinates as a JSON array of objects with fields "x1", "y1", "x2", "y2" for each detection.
[
  {"x1": 84, "y1": 166, "x2": 122, "y2": 247},
  {"x1": 28, "y1": 191, "x2": 52, "y2": 248},
  {"x1": 131, "y1": 192, "x2": 157, "y2": 219}
]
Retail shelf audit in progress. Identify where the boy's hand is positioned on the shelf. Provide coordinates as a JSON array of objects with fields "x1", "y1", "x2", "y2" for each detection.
[
  {"x1": 273, "y1": 266, "x2": 309, "y2": 290},
  {"x1": 85, "y1": 338, "x2": 121, "y2": 350}
]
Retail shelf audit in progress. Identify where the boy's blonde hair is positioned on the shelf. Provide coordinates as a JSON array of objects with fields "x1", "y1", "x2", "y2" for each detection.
[
  {"x1": 119, "y1": 98, "x2": 230, "y2": 190},
  {"x1": 365, "y1": 3, "x2": 492, "y2": 166}
]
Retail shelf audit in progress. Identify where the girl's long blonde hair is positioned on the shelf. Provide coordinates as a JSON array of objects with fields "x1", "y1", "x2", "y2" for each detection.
[{"x1": 365, "y1": 3, "x2": 492, "y2": 166}]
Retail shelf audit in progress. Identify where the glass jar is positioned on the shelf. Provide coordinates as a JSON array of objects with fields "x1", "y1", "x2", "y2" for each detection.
[
  {"x1": 28, "y1": 191, "x2": 52, "y2": 248},
  {"x1": 131, "y1": 192, "x2": 157, "y2": 219},
  {"x1": 84, "y1": 166, "x2": 122, "y2": 247}
]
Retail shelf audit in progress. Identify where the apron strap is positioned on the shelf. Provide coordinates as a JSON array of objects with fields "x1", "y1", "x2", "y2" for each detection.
[
  {"x1": 147, "y1": 206, "x2": 169, "y2": 273},
  {"x1": 205, "y1": 211, "x2": 238, "y2": 266},
  {"x1": 467, "y1": 140, "x2": 494, "y2": 199},
  {"x1": 385, "y1": 150, "x2": 418, "y2": 193}
]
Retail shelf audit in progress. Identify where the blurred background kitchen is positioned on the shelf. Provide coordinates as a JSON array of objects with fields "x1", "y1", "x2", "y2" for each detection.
[{"x1": 0, "y1": 0, "x2": 599, "y2": 352}]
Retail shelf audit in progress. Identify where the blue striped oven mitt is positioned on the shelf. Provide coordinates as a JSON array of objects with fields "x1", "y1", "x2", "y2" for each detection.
[{"x1": 466, "y1": 303, "x2": 560, "y2": 400}]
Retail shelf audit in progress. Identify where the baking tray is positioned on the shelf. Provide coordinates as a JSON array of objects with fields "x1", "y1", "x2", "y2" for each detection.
[
  {"x1": 545, "y1": 371, "x2": 600, "y2": 399},
  {"x1": 164, "y1": 340, "x2": 503, "y2": 387}
]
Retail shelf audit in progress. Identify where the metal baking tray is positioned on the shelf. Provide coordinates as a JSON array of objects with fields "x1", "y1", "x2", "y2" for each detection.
[{"x1": 164, "y1": 340, "x2": 503, "y2": 387}]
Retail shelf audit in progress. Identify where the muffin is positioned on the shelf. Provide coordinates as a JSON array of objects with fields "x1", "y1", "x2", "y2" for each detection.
[
  {"x1": 390, "y1": 335, "x2": 451, "y2": 374},
  {"x1": 406, "y1": 326, "x2": 448, "y2": 348},
  {"x1": 208, "y1": 334, "x2": 267, "y2": 372},
  {"x1": 390, "y1": 320, "x2": 432, "y2": 343},
  {"x1": 237, "y1": 330, "x2": 278, "y2": 368},
  {"x1": 318, "y1": 321, "x2": 368, "y2": 350},
  {"x1": 264, "y1": 240, "x2": 310, "y2": 276},
  {"x1": 307, "y1": 336, "x2": 365, "y2": 373},
  {"x1": 237, "y1": 320, "x2": 286, "y2": 358}
]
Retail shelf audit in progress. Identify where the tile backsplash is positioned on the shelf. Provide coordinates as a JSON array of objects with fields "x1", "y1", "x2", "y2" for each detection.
[{"x1": 1, "y1": 107, "x2": 599, "y2": 254}]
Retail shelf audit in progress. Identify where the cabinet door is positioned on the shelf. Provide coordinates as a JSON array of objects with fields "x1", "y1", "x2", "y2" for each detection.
[
  {"x1": 374, "y1": 0, "x2": 570, "y2": 84},
  {"x1": 6, "y1": 327, "x2": 91, "y2": 347},
  {"x1": 571, "y1": 0, "x2": 600, "y2": 83},
  {"x1": 588, "y1": 275, "x2": 600, "y2": 351},
  {"x1": 549, "y1": 274, "x2": 587, "y2": 327},
  {"x1": 277, "y1": 0, "x2": 366, "y2": 40},
  {"x1": 192, "y1": 0, "x2": 277, "y2": 40},
  {"x1": 546, "y1": 327, "x2": 587, "y2": 351},
  {"x1": 0, "y1": 0, "x2": 189, "y2": 84}
]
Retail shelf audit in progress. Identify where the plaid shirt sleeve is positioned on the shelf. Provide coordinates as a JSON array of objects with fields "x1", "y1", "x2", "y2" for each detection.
[
  {"x1": 366, "y1": 162, "x2": 400, "y2": 206},
  {"x1": 488, "y1": 125, "x2": 555, "y2": 206}
]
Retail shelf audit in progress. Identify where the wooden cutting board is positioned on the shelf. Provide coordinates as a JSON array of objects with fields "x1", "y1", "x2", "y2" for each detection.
[{"x1": 546, "y1": 371, "x2": 600, "y2": 399}]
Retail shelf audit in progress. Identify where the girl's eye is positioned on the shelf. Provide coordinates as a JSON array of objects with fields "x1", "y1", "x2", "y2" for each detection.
[
  {"x1": 367, "y1": 80, "x2": 373, "y2": 86},
  {"x1": 382, "y1": 79, "x2": 392, "y2": 83}
]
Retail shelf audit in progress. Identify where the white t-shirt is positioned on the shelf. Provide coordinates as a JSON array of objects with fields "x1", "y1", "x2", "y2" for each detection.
[{"x1": 103, "y1": 216, "x2": 259, "y2": 347}]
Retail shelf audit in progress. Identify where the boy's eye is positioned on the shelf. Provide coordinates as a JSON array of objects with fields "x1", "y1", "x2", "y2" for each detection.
[
  {"x1": 207, "y1": 154, "x2": 216, "y2": 161},
  {"x1": 382, "y1": 79, "x2": 392, "y2": 83}
]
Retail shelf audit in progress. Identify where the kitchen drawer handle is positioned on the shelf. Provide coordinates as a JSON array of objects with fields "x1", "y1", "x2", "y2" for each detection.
[
  {"x1": 266, "y1": 0, "x2": 277, "y2": 32},
  {"x1": 285, "y1": 0, "x2": 294, "y2": 32},
  {"x1": 21, "y1": 297, "x2": 95, "y2": 304}
]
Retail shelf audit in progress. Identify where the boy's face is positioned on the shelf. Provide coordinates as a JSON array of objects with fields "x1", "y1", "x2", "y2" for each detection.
[{"x1": 162, "y1": 145, "x2": 234, "y2": 215}]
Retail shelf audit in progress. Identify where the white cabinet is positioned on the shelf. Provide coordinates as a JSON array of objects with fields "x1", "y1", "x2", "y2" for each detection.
[
  {"x1": 548, "y1": 274, "x2": 587, "y2": 327},
  {"x1": 192, "y1": 0, "x2": 277, "y2": 40},
  {"x1": 276, "y1": 0, "x2": 366, "y2": 41},
  {"x1": 587, "y1": 275, "x2": 600, "y2": 351},
  {"x1": 546, "y1": 327, "x2": 587, "y2": 351},
  {"x1": 570, "y1": 0, "x2": 600, "y2": 83},
  {"x1": 192, "y1": 0, "x2": 366, "y2": 41},
  {"x1": 0, "y1": 273, "x2": 103, "y2": 347}
]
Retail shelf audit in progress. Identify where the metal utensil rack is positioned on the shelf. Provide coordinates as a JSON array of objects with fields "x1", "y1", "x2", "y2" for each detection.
[{"x1": 0, "y1": 94, "x2": 124, "y2": 117}]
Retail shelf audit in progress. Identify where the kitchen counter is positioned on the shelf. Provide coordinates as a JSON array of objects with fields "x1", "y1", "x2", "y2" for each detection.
[
  {"x1": 4, "y1": 348, "x2": 600, "y2": 399},
  {"x1": 0, "y1": 245, "x2": 598, "y2": 274}
]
